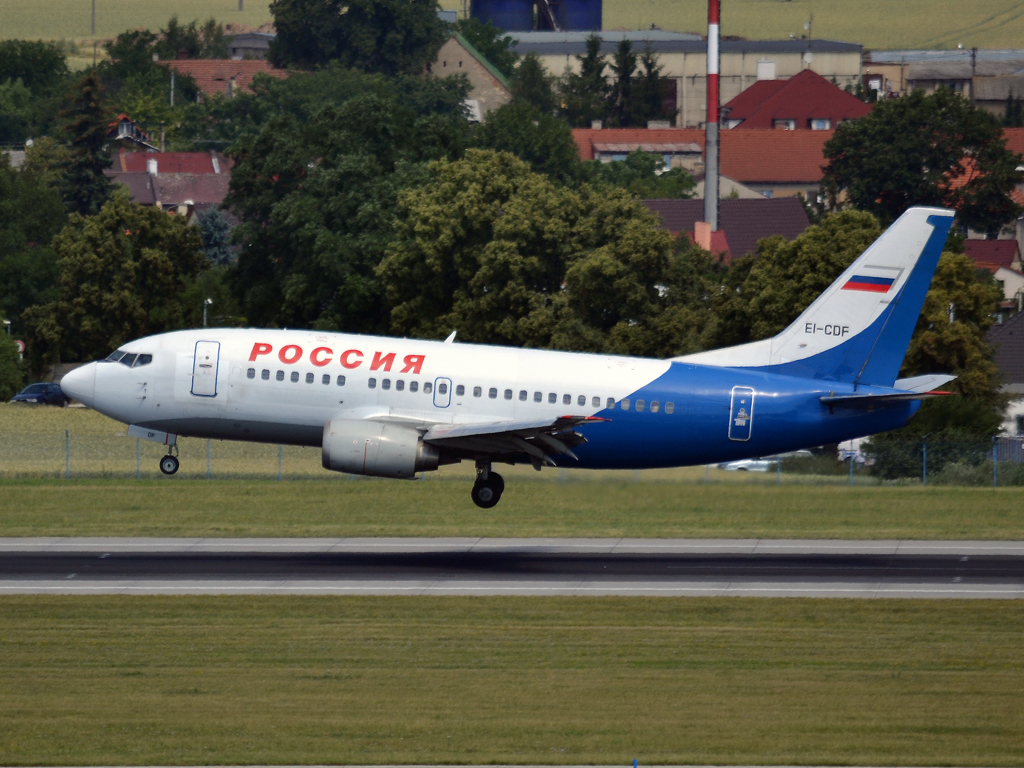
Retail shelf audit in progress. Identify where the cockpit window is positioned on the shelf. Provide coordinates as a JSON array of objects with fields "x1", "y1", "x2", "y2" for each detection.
[
  {"x1": 120, "y1": 353, "x2": 138, "y2": 367},
  {"x1": 105, "y1": 350, "x2": 126, "y2": 362},
  {"x1": 135, "y1": 354, "x2": 153, "y2": 367}
]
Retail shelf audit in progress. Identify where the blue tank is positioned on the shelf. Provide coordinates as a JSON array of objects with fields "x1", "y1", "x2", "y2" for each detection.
[
  {"x1": 555, "y1": 0, "x2": 602, "y2": 31},
  {"x1": 470, "y1": 0, "x2": 535, "y2": 32}
]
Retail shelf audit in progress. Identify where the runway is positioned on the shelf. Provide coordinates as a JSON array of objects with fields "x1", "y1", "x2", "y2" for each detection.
[{"x1": 1, "y1": 538, "x2": 1023, "y2": 597}]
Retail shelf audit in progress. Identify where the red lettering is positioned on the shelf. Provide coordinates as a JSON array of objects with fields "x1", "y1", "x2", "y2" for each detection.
[
  {"x1": 371, "y1": 351, "x2": 396, "y2": 372},
  {"x1": 310, "y1": 347, "x2": 333, "y2": 367},
  {"x1": 279, "y1": 344, "x2": 302, "y2": 364},
  {"x1": 340, "y1": 349, "x2": 363, "y2": 369},
  {"x1": 248, "y1": 342, "x2": 272, "y2": 362},
  {"x1": 401, "y1": 354, "x2": 425, "y2": 374}
]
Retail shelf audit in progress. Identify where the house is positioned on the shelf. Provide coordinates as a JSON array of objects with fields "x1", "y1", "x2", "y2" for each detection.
[
  {"x1": 105, "y1": 150, "x2": 232, "y2": 213},
  {"x1": 113, "y1": 149, "x2": 232, "y2": 175},
  {"x1": 722, "y1": 69, "x2": 872, "y2": 131},
  {"x1": 985, "y1": 309, "x2": 1024, "y2": 435},
  {"x1": 573, "y1": 127, "x2": 832, "y2": 199},
  {"x1": 160, "y1": 59, "x2": 288, "y2": 100},
  {"x1": 106, "y1": 114, "x2": 158, "y2": 151},
  {"x1": 964, "y1": 240, "x2": 1024, "y2": 309},
  {"x1": 430, "y1": 33, "x2": 512, "y2": 119},
  {"x1": 227, "y1": 31, "x2": 275, "y2": 60},
  {"x1": 642, "y1": 197, "x2": 811, "y2": 262},
  {"x1": 516, "y1": 32, "x2": 863, "y2": 127}
]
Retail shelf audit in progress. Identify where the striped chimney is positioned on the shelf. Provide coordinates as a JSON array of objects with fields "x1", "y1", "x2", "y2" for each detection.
[{"x1": 704, "y1": 0, "x2": 721, "y2": 231}]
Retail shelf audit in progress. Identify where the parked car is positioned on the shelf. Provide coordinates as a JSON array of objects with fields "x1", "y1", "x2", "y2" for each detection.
[
  {"x1": 10, "y1": 383, "x2": 69, "y2": 406},
  {"x1": 718, "y1": 450, "x2": 813, "y2": 471}
]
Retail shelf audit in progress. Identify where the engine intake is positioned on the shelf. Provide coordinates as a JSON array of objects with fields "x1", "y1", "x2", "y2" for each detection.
[{"x1": 322, "y1": 419, "x2": 439, "y2": 479}]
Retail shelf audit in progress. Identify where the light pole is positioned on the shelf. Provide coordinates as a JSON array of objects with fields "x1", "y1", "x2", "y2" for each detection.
[
  {"x1": 2, "y1": 320, "x2": 10, "y2": 335},
  {"x1": 203, "y1": 298, "x2": 213, "y2": 327}
]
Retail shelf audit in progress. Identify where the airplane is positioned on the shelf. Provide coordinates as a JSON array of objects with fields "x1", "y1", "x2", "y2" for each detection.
[{"x1": 60, "y1": 206, "x2": 956, "y2": 508}]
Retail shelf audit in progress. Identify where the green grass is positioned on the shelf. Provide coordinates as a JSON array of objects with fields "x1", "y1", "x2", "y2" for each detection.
[
  {"x1": 3, "y1": 0, "x2": 1024, "y2": 51},
  {"x1": 0, "y1": 596, "x2": 1022, "y2": 765},
  {"x1": 2, "y1": 477, "x2": 1023, "y2": 538}
]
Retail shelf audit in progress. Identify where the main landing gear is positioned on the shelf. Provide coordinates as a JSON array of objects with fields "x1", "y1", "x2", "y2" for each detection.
[
  {"x1": 471, "y1": 460, "x2": 504, "y2": 508},
  {"x1": 159, "y1": 449, "x2": 180, "y2": 475}
]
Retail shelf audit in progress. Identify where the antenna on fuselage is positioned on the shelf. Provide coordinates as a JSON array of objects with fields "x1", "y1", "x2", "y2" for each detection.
[{"x1": 444, "y1": 331, "x2": 457, "y2": 344}]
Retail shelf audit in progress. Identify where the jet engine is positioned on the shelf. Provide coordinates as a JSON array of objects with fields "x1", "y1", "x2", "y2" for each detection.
[{"x1": 322, "y1": 418, "x2": 439, "y2": 479}]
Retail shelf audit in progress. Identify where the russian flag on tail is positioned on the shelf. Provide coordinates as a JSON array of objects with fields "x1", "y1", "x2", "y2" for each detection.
[{"x1": 842, "y1": 275, "x2": 895, "y2": 293}]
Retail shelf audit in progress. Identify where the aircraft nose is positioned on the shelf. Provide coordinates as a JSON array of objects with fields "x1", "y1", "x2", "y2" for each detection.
[{"x1": 60, "y1": 363, "x2": 96, "y2": 407}]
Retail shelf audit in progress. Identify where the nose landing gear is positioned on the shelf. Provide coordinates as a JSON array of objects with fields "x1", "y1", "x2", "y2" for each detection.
[
  {"x1": 159, "y1": 450, "x2": 180, "y2": 475},
  {"x1": 471, "y1": 460, "x2": 504, "y2": 508}
]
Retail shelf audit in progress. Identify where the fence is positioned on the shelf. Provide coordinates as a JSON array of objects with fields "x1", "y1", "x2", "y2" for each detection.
[{"x1": 3, "y1": 431, "x2": 1024, "y2": 486}]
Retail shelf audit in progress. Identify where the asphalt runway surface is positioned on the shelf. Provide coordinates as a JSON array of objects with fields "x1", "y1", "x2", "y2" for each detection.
[{"x1": 1, "y1": 538, "x2": 1023, "y2": 597}]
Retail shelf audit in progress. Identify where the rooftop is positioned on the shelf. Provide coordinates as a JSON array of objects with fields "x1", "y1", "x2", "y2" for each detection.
[
  {"x1": 723, "y1": 69, "x2": 872, "y2": 129},
  {"x1": 513, "y1": 37, "x2": 861, "y2": 57},
  {"x1": 965, "y1": 240, "x2": 1020, "y2": 271},
  {"x1": 116, "y1": 150, "x2": 231, "y2": 175},
  {"x1": 985, "y1": 307, "x2": 1024, "y2": 385},
  {"x1": 160, "y1": 59, "x2": 288, "y2": 98}
]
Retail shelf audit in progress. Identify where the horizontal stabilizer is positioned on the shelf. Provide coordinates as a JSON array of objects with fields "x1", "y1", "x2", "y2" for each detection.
[
  {"x1": 821, "y1": 390, "x2": 952, "y2": 408},
  {"x1": 893, "y1": 374, "x2": 958, "y2": 393}
]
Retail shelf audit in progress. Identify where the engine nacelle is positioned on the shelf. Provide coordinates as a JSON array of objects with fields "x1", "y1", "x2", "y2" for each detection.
[{"x1": 322, "y1": 419, "x2": 439, "y2": 479}]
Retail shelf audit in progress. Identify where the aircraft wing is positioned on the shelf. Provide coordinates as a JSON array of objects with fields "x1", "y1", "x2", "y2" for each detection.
[{"x1": 423, "y1": 415, "x2": 609, "y2": 466}]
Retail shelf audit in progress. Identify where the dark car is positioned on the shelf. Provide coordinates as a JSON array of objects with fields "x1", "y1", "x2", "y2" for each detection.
[{"x1": 10, "y1": 383, "x2": 69, "y2": 406}]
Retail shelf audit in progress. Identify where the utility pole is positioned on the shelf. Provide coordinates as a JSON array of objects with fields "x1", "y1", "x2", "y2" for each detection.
[
  {"x1": 703, "y1": 0, "x2": 720, "y2": 231},
  {"x1": 91, "y1": 0, "x2": 96, "y2": 35},
  {"x1": 170, "y1": 71, "x2": 175, "y2": 107}
]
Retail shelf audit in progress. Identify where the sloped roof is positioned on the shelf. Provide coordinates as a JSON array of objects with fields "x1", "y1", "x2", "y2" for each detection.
[
  {"x1": 573, "y1": 128, "x2": 832, "y2": 183},
  {"x1": 722, "y1": 69, "x2": 872, "y2": 129},
  {"x1": 154, "y1": 174, "x2": 231, "y2": 206},
  {"x1": 451, "y1": 32, "x2": 511, "y2": 90},
  {"x1": 118, "y1": 151, "x2": 232, "y2": 174},
  {"x1": 965, "y1": 239, "x2": 1020, "y2": 271},
  {"x1": 643, "y1": 197, "x2": 811, "y2": 260},
  {"x1": 985, "y1": 307, "x2": 1024, "y2": 385},
  {"x1": 1002, "y1": 127, "x2": 1024, "y2": 158},
  {"x1": 161, "y1": 59, "x2": 288, "y2": 97},
  {"x1": 105, "y1": 171, "x2": 157, "y2": 205}
]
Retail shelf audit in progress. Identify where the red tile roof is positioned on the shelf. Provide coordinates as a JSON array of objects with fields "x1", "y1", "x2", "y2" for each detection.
[
  {"x1": 161, "y1": 59, "x2": 288, "y2": 98},
  {"x1": 964, "y1": 239, "x2": 1020, "y2": 271},
  {"x1": 643, "y1": 197, "x2": 811, "y2": 261},
  {"x1": 723, "y1": 69, "x2": 872, "y2": 129},
  {"x1": 573, "y1": 128, "x2": 832, "y2": 183},
  {"x1": 118, "y1": 150, "x2": 232, "y2": 175},
  {"x1": 1002, "y1": 127, "x2": 1024, "y2": 158}
]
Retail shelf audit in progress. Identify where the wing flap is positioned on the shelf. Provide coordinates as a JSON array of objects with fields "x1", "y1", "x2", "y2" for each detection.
[{"x1": 423, "y1": 415, "x2": 608, "y2": 466}]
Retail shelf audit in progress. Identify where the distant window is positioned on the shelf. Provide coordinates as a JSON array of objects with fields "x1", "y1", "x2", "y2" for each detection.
[
  {"x1": 810, "y1": 118, "x2": 831, "y2": 130},
  {"x1": 410, "y1": 381, "x2": 418, "y2": 392},
  {"x1": 665, "y1": 402, "x2": 675, "y2": 414},
  {"x1": 456, "y1": 384, "x2": 465, "y2": 396},
  {"x1": 636, "y1": 399, "x2": 645, "y2": 412},
  {"x1": 548, "y1": 393, "x2": 557, "y2": 404},
  {"x1": 438, "y1": 382, "x2": 447, "y2": 395},
  {"x1": 424, "y1": 382, "x2": 433, "y2": 394},
  {"x1": 396, "y1": 380, "x2": 405, "y2": 391},
  {"x1": 563, "y1": 394, "x2": 571, "y2": 405},
  {"x1": 606, "y1": 397, "x2": 615, "y2": 408},
  {"x1": 246, "y1": 368, "x2": 255, "y2": 379},
  {"x1": 290, "y1": 371, "x2": 299, "y2": 383},
  {"x1": 489, "y1": 387, "x2": 497, "y2": 399},
  {"x1": 337, "y1": 375, "x2": 346, "y2": 386},
  {"x1": 534, "y1": 391, "x2": 542, "y2": 403},
  {"x1": 651, "y1": 401, "x2": 660, "y2": 413},
  {"x1": 322, "y1": 374, "x2": 330, "y2": 385},
  {"x1": 1017, "y1": 415, "x2": 1024, "y2": 434},
  {"x1": 382, "y1": 379, "x2": 391, "y2": 390},
  {"x1": 276, "y1": 370, "x2": 284, "y2": 381},
  {"x1": 761, "y1": 190, "x2": 774, "y2": 198},
  {"x1": 261, "y1": 369, "x2": 270, "y2": 380},
  {"x1": 578, "y1": 395, "x2": 586, "y2": 406},
  {"x1": 368, "y1": 378, "x2": 377, "y2": 389},
  {"x1": 621, "y1": 399, "x2": 630, "y2": 411},
  {"x1": 473, "y1": 386, "x2": 482, "y2": 398},
  {"x1": 305, "y1": 372, "x2": 314, "y2": 384}
]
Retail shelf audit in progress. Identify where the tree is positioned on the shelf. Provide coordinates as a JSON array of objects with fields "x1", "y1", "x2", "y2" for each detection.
[
  {"x1": 584, "y1": 149, "x2": 696, "y2": 199},
  {"x1": 23, "y1": 195, "x2": 208, "y2": 367},
  {"x1": 1004, "y1": 92, "x2": 1024, "y2": 128},
  {"x1": 0, "y1": 334, "x2": 26, "y2": 401},
  {"x1": 156, "y1": 16, "x2": 228, "y2": 60},
  {"x1": 58, "y1": 73, "x2": 113, "y2": 217},
  {"x1": 197, "y1": 207, "x2": 234, "y2": 265},
  {"x1": 510, "y1": 53, "x2": 557, "y2": 114},
  {"x1": 0, "y1": 40, "x2": 68, "y2": 93},
  {"x1": 822, "y1": 89, "x2": 1023, "y2": 233},
  {"x1": 378, "y1": 148, "x2": 685, "y2": 356},
  {"x1": 0, "y1": 153, "x2": 66, "y2": 337},
  {"x1": 471, "y1": 102, "x2": 582, "y2": 185},
  {"x1": 559, "y1": 34, "x2": 608, "y2": 127},
  {"x1": 633, "y1": 45, "x2": 671, "y2": 125},
  {"x1": 605, "y1": 39, "x2": 637, "y2": 128},
  {"x1": 225, "y1": 92, "x2": 463, "y2": 332},
  {"x1": 0, "y1": 40, "x2": 71, "y2": 143},
  {"x1": 269, "y1": 0, "x2": 447, "y2": 76},
  {"x1": 455, "y1": 17, "x2": 517, "y2": 79}
]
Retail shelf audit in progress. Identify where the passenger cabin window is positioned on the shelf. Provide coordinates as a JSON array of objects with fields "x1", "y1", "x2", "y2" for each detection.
[
  {"x1": 424, "y1": 382, "x2": 433, "y2": 394},
  {"x1": 547, "y1": 393, "x2": 556, "y2": 404},
  {"x1": 534, "y1": 391, "x2": 542, "y2": 402},
  {"x1": 368, "y1": 378, "x2": 377, "y2": 389},
  {"x1": 437, "y1": 382, "x2": 447, "y2": 395},
  {"x1": 247, "y1": 368, "x2": 255, "y2": 379},
  {"x1": 665, "y1": 402, "x2": 675, "y2": 414},
  {"x1": 578, "y1": 395, "x2": 586, "y2": 406},
  {"x1": 489, "y1": 388, "x2": 497, "y2": 399},
  {"x1": 636, "y1": 399, "x2": 645, "y2": 412},
  {"x1": 455, "y1": 384, "x2": 465, "y2": 396},
  {"x1": 262, "y1": 369, "x2": 270, "y2": 380},
  {"x1": 396, "y1": 380, "x2": 404, "y2": 391},
  {"x1": 520, "y1": 390, "x2": 527, "y2": 401},
  {"x1": 276, "y1": 370, "x2": 285, "y2": 381},
  {"x1": 410, "y1": 381, "x2": 418, "y2": 392},
  {"x1": 562, "y1": 394, "x2": 571, "y2": 405},
  {"x1": 505, "y1": 389, "x2": 513, "y2": 400},
  {"x1": 337, "y1": 375, "x2": 346, "y2": 386},
  {"x1": 290, "y1": 371, "x2": 299, "y2": 383},
  {"x1": 621, "y1": 399, "x2": 630, "y2": 410},
  {"x1": 473, "y1": 386, "x2": 482, "y2": 398},
  {"x1": 651, "y1": 401, "x2": 660, "y2": 413},
  {"x1": 322, "y1": 374, "x2": 330, "y2": 385},
  {"x1": 606, "y1": 397, "x2": 615, "y2": 408},
  {"x1": 592, "y1": 396, "x2": 600, "y2": 408},
  {"x1": 305, "y1": 373, "x2": 314, "y2": 384},
  {"x1": 382, "y1": 379, "x2": 391, "y2": 390}
]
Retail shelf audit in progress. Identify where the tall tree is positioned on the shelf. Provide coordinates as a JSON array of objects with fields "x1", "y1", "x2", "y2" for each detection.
[
  {"x1": 822, "y1": 89, "x2": 1023, "y2": 233},
  {"x1": 269, "y1": 0, "x2": 447, "y2": 76},
  {"x1": 472, "y1": 102, "x2": 582, "y2": 185},
  {"x1": 197, "y1": 207, "x2": 234, "y2": 266},
  {"x1": 0, "y1": 40, "x2": 71, "y2": 143},
  {"x1": 23, "y1": 194, "x2": 208, "y2": 367},
  {"x1": 559, "y1": 34, "x2": 608, "y2": 127},
  {"x1": 455, "y1": 17, "x2": 517, "y2": 79},
  {"x1": 605, "y1": 39, "x2": 637, "y2": 128},
  {"x1": 633, "y1": 45, "x2": 672, "y2": 125},
  {"x1": 58, "y1": 73, "x2": 113, "y2": 217},
  {"x1": 510, "y1": 52, "x2": 557, "y2": 114}
]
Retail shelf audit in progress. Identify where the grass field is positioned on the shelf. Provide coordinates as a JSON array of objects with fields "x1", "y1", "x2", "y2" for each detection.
[
  {"x1": 2, "y1": 478, "x2": 1023, "y2": 538},
  {"x1": 0, "y1": 596, "x2": 1022, "y2": 765},
  {"x1": 4, "y1": 0, "x2": 1024, "y2": 51}
]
